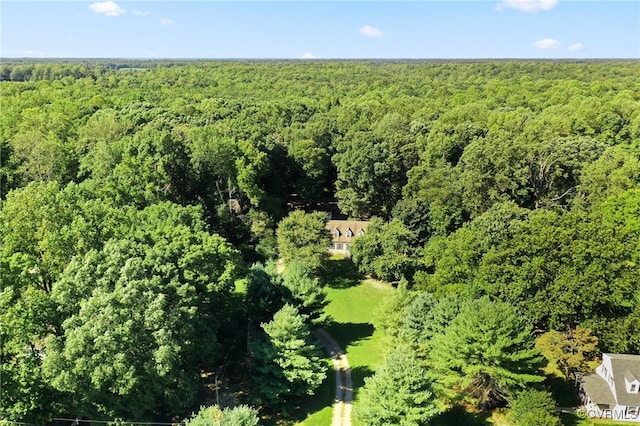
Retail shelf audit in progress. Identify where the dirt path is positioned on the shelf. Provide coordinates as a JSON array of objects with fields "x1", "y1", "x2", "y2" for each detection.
[{"x1": 314, "y1": 329, "x2": 353, "y2": 426}]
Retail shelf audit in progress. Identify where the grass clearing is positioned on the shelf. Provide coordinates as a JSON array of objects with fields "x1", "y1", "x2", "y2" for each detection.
[{"x1": 296, "y1": 259, "x2": 393, "y2": 425}]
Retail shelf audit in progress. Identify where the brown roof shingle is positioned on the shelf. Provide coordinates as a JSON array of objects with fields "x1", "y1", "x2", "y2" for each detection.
[{"x1": 326, "y1": 220, "x2": 370, "y2": 244}]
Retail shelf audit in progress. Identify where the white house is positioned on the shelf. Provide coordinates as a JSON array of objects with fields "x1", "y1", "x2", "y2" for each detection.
[
  {"x1": 326, "y1": 220, "x2": 369, "y2": 255},
  {"x1": 579, "y1": 353, "x2": 640, "y2": 422}
]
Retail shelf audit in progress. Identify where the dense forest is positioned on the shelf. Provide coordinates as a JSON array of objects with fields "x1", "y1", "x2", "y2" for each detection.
[{"x1": 1, "y1": 60, "x2": 639, "y2": 425}]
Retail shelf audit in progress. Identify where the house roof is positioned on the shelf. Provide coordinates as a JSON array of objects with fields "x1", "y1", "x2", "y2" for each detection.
[
  {"x1": 605, "y1": 353, "x2": 640, "y2": 406},
  {"x1": 582, "y1": 373, "x2": 617, "y2": 406},
  {"x1": 326, "y1": 220, "x2": 369, "y2": 244}
]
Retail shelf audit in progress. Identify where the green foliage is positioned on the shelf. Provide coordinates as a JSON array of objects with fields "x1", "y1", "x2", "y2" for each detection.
[
  {"x1": 420, "y1": 194, "x2": 640, "y2": 353},
  {"x1": 2, "y1": 59, "x2": 640, "y2": 421},
  {"x1": 399, "y1": 293, "x2": 463, "y2": 358},
  {"x1": 287, "y1": 137, "x2": 332, "y2": 205},
  {"x1": 459, "y1": 133, "x2": 532, "y2": 216},
  {"x1": 42, "y1": 203, "x2": 241, "y2": 419},
  {"x1": 529, "y1": 136, "x2": 606, "y2": 208},
  {"x1": 276, "y1": 210, "x2": 331, "y2": 272},
  {"x1": 507, "y1": 390, "x2": 561, "y2": 426},
  {"x1": 185, "y1": 405, "x2": 260, "y2": 426},
  {"x1": 355, "y1": 347, "x2": 443, "y2": 426},
  {"x1": 0, "y1": 277, "x2": 60, "y2": 422},
  {"x1": 334, "y1": 130, "x2": 406, "y2": 218},
  {"x1": 575, "y1": 144, "x2": 640, "y2": 207},
  {"x1": 250, "y1": 304, "x2": 326, "y2": 412},
  {"x1": 536, "y1": 327, "x2": 599, "y2": 381},
  {"x1": 281, "y1": 261, "x2": 328, "y2": 325},
  {"x1": 392, "y1": 197, "x2": 433, "y2": 246},
  {"x1": 244, "y1": 263, "x2": 285, "y2": 323},
  {"x1": 0, "y1": 181, "x2": 127, "y2": 291},
  {"x1": 403, "y1": 160, "x2": 465, "y2": 237},
  {"x1": 371, "y1": 280, "x2": 416, "y2": 342},
  {"x1": 428, "y1": 298, "x2": 544, "y2": 410},
  {"x1": 351, "y1": 218, "x2": 420, "y2": 282},
  {"x1": 479, "y1": 205, "x2": 639, "y2": 333},
  {"x1": 419, "y1": 201, "x2": 528, "y2": 295}
]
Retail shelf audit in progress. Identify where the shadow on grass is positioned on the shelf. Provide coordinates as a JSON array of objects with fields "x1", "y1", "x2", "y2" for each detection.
[
  {"x1": 324, "y1": 321, "x2": 375, "y2": 351},
  {"x1": 321, "y1": 257, "x2": 362, "y2": 289},
  {"x1": 545, "y1": 373, "x2": 580, "y2": 407},
  {"x1": 350, "y1": 365, "x2": 375, "y2": 399},
  {"x1": 432, "y1": 405, "x2": 492, "y2": 426},
  {"x1": 559, "y1": 412, "x2": 582, "y2": 426},
  {"x1": 281, "y1": 359, "x2": 336, "y2": 425}
]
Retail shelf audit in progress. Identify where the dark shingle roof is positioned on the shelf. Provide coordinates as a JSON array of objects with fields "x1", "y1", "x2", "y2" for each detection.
[
  {"x1": 606, "y1": 353, "x2": 640, "y2": 406},
  {"x1": 582, "y1": 373, "x2": 617, "y2": 406}
]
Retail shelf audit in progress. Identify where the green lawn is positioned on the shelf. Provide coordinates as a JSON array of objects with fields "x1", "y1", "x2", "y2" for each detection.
[
  {"x1": 559, "y1": 412, "x2": 635, "y2": 426},
  {"x1": 296, "y1": 259, "x2": 394, "y2": 425}
]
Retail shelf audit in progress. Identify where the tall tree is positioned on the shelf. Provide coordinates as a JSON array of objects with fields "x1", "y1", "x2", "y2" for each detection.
[
  {"x1": 355, "y1": 347, "x2": 443, "y2": 426},
  {"x1": 281, "y1": 261, "x2": 328, "y2": 325},
  {"x1": 250, "y1": 304, "x2": 326, "y2": 412},
  {"x1": 536, "y1": 327, "x2": 599, "y2": 381},
  {"x1": 244, "y1": 262, "x2": 285, "y2": 324},
  {"x1": 0, "y1": 260, "x2": 61, "y2": 422},
  {"x1": 429, "y1": 298, "x2": 544, "y2": 410},
  {"x1": 334, "y1": 131, "x2": 404, "y2": 218},
  {"x1": 351, "y1": 218, "x2": 419, "y2": 282},
  {"x1": 399, "y1": 293, "x2": 463, "y2": 358},
  {"x1": 43, "y1": 203, "x2": 242, "y2": 420},
  {"x1": 276, "y1": 210, "x2": 330, "y2": 272}
]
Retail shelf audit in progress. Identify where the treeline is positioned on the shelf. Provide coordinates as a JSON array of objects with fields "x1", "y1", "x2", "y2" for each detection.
[{"x1": 1, "y1": 60, "x2": 639, "y2": 423}]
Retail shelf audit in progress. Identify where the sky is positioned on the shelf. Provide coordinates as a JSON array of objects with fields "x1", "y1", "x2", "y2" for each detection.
[{"x1": 1, "y1": 0, "x2": 639, "y2": 59}]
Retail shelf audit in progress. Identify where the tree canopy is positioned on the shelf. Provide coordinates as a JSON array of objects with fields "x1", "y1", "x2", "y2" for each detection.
[{"x1": 2, "y1": 59, "x2": 639, "y2": 421}]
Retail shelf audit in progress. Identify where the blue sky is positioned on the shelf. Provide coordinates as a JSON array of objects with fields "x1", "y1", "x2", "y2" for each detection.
[{"x1": 2, "y1": 1, "x2": 639, "y2": 58}]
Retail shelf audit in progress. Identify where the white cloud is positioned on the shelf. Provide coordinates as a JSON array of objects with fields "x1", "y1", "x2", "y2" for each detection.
[
  {"x1": 360, "y1": 25, "x2": 386, "y2": 38},
  {"x1": 496, "y1": 0, "x2": 558, "y2": 12},
  {"x1": 89, "y1": 1, "x2": 126, "y2": 17},
  {"x1": 160, "y1": 18, "x2": 173, "y2": 26},
  {"x1": 132, "y1": 9, "x2": 149, "y2": 16},
  {"x1": 300, "y1": 52, "x2": 317, "y2": 59},
  {"x1": 568, "y1": 42, "x2": 584, "y2": 52},
  {"x1": 533, "y1": 38, "x2": 562, "y2": 49}
]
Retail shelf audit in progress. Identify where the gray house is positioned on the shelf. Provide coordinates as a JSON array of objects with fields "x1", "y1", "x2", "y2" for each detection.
[{"x1": 579, "y1": 353, "x2": 640, "y2": 422}]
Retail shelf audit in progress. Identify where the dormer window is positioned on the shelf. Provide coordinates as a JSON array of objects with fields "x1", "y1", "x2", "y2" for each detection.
[
  {"x1": 346, "y1": 229, "x2": 353, "y2": 238},
  {"x1": 333, "y1": 229, "x2": 340, "y2": 238},
  {"x1": 624, "y1": 371, "x2": 639, "y2": 394},
  {"x1": 357, "y1": 229, "x2": 365, "y2": 236}
]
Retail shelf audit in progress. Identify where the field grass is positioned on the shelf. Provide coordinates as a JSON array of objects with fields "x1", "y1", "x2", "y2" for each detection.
[
  {"x1": 559, "y1": 412, "x2": 635, "y2": 426},
  {"x1": 295, "y1": 259, "x2": 394, "y2": 425}
]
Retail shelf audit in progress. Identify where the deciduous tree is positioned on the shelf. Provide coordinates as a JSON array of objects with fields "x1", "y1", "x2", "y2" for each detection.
[
  {"x1": 536, "y1": 327, "x2": 599, "y2": 381},
  {"x1": 276, "y1": 210, "x2": 330, "y2": 272}
]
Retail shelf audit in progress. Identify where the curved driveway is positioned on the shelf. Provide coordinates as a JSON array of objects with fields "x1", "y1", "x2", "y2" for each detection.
[{"x1": 314, "y1": 329, "x2": 353, "y2": 426}]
